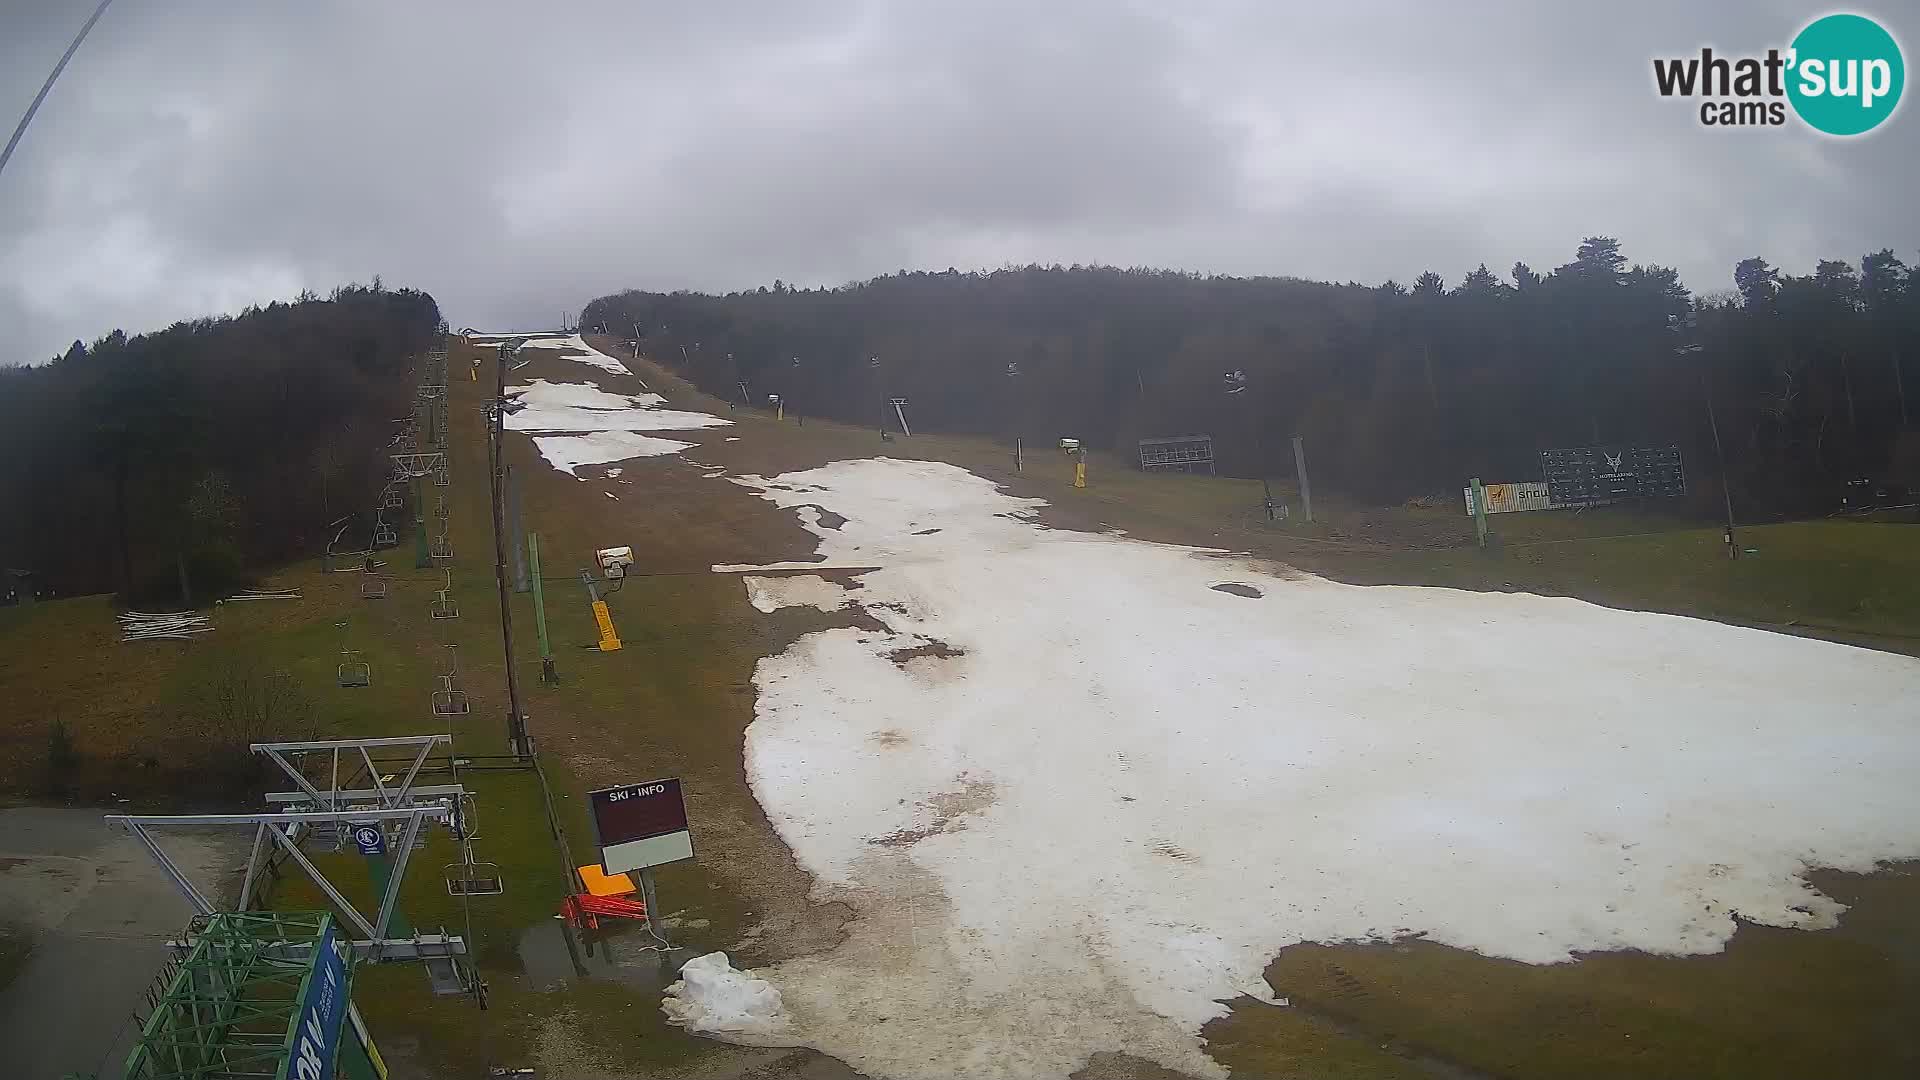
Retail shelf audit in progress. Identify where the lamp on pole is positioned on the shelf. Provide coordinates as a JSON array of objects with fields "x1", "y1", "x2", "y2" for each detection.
[
  {"x1": 1225, "y1": 370, "x2": 1277, "y2": 520},
  {"x1": 1006, "y1": 360, "x2": 1023, "y2": 470},
  {"x1": 1671, "y1": 312, "x2": 1737, "y2": 559}
]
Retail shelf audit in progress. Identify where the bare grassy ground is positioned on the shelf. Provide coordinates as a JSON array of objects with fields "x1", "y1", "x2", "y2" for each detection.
[{"x1": 2, "y1": 333, "x2": 1916, "y2": 1079}]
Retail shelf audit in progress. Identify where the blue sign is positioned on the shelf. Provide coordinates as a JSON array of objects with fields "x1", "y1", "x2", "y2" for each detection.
[
  {"x1": 285, "y1": 923, "x2": 348, "y2": 1080},
  {"x1": 351, "y1": 824, "x2": 386, "y2": 855}
]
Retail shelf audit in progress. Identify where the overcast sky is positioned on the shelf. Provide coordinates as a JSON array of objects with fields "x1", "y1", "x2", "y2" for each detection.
[{"x1": 1, "y1": 0, "x2": 1914, "y2": 364}]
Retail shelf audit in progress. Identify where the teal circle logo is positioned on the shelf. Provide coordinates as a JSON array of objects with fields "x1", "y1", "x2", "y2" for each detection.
[{"x1": 1787, "y1": 14, "x2": 1904, "y2": 135}]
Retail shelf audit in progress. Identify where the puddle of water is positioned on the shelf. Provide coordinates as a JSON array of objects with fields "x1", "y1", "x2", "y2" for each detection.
[
  {"x1": 516, "y1": 921, "x2": 688, "y2": 992},
  {"x1": 1211, "y1": 582, "x2": 1264, "y2": 598}
]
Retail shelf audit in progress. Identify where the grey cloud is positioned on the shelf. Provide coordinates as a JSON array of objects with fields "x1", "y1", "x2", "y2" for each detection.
[{"x1": 2, "y1": 0, "x2": 1915, "y2": 364}]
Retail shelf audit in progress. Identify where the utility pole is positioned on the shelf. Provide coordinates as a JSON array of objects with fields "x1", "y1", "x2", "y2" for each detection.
[
  {"x1": 1225, "y1": 370, "x2": 1275, "y2": 520},
  {"x1": 1292, "y1": 434, "x2": 1314, "y2": 524},
  {"x1": 489, "y1": 345, "x2": 532, "y2": 757}
]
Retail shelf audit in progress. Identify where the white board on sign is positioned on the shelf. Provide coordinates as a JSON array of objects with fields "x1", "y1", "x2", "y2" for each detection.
[{"x1": 601, "y1": 829, "x2": 695, "y2": 875}]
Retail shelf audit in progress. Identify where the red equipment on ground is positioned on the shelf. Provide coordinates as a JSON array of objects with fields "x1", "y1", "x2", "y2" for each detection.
[
  {"x1": 559, "y1": 862, "x2": 649, "y2": 930},
  {"x1": 559, "y1": 891, "x2": 648, "y2": 931}
]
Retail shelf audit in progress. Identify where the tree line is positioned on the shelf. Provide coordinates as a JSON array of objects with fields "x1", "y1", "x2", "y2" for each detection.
[
  {"x1": 582, "y1": 239, "x2": 1918, "y2": 514},
  {"x1": 0, "y1": 282, "x2": 442, "y2": 601}
]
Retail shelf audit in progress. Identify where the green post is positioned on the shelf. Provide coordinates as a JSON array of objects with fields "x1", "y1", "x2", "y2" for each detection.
[
  {"x1": 529, "y1": 532, "x2": 555, "y2": 684},
  {"x1": 1471, "y1": 477, "x2": 1490, "y2": 548}
]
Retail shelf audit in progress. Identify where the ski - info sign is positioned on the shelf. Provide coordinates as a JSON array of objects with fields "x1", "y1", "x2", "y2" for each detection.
[{"x1": 588, "y1": 777, "x2": 695, "y2": 874}]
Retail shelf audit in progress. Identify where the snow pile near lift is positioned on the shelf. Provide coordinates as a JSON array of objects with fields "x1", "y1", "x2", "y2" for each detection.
[
  {"x1": 743, "y1": 574, "x2": 855, "y2": 614},
  {"x1": 722, "y1": 456, "x2": 1920, "y2": 1080},
  {"x1": 503, "y1": 378, "x2": 729, "y2": 476},
  {"x1": 515, "y1": 332, "x2": 633, "y2": 376},
  {"x1": 661, "y1": 952, "x2": 798, "y2": 1045}
]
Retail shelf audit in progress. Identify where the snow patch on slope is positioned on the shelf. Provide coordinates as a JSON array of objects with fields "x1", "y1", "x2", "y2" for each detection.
[
  {"x1": 725, "y1": 456, "x2": 1920, "y2": 1080},
  {"x1": 516, "y1": 332, "x2": 633, "y2": 376},
  {"x1": 532, "y1": 432, "x2": 694, "y2": 477},
  {"x1": 508, "y1": 378, "x2": 663, "y2": 411},
  {"x1": 504, "y1": 379, "x2": 727, "y2": 435},
  {"x1": 744, "y1": 575, "x2": 853, "y2": 613},
  {"x1": 502, "y1": 377, "x2": 729, "y2": 475}
]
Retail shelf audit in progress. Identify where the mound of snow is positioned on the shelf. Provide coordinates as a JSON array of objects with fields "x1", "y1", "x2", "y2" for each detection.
[
  {"x1": 743, "y1": 574, "x2": 853, "y2": 613},
  {"x1": 661, "y1": 952, "x2": 797, "y2": 1044}
]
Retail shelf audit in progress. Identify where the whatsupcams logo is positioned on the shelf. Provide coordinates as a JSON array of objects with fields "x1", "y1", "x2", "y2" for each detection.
[{"x1": 1653, "y1": 13, "x2": 1904, "y2": 134}]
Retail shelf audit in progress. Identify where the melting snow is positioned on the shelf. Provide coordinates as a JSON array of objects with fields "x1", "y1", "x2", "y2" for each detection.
[
  {"x1": 662, "y1": 952, "x2": 798, "y2": 1045},
  {"x1": 507, "y1": 378, "x2": 664, "y2": 411},
  {"x1": 515, "y1": 332, "x2": 634, "y2": 376},
  {"x1": 720, "y1": 456, "x2": 1920, "y2": 1080},
  {"x1": 502, "y1": 377, "x2": 729, "y2": 475},
  {"x1": 744, "y1": 574, "x2": 854, "y2": 613},
  {"x1": 533, "y1": 432, "x2": 693, "y2": 477}
]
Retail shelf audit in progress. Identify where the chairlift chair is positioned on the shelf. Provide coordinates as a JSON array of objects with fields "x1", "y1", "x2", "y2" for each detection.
[
  {"x1": 381, "y1": 484, "x2": 404, "y2": 510},
  {"x1": 429, "y1": 534, "x2": 454, "y2": 561},
  {"x1": 446, "y1": 859, "x2": 504, "y2": 896},
  {"x1": 372, "y1": 511, "x2": 398, "y2": 548},
  {"x1": 430, "y1": 570, "x2": 460, "y2": 619},
  {"x1": 361, "y1": 569, "x2": 388, "y2": 600},
  {"x1": 445, "y1": 840, "x2": 503, "y2": 896},
  {"x1": 433, "y1": 467, "x2": 450, "y2": 488},
  {"x1": 431, "y1": 677, "x2": 470, "y2": 717},
  {"x1": 336, "y1": 620, "x2": 371, "y2": 687}
]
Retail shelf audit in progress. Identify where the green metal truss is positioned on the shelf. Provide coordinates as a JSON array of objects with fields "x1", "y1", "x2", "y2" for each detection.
[{"x1": 118, "y1": 910, "x2": 353, "y2": 1080}]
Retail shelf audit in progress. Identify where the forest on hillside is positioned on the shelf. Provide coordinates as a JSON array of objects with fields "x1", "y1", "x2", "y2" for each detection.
[
  {"x1": 0, "y1": 283, "x2": 442, "y2": 600},
  {"x1": 583, "y1": 240, "x2": 1919, "y2": 514}
]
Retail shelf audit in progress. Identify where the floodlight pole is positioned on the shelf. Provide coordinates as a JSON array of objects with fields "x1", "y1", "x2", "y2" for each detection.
[
  {"x1": 1675, "y1": 316, "x2": 1736, "y2": 559},
  {"x1": 1703, "y1": 369, "x2": 1737, "y2": 559},
  {"x1": 491, "y1": 346, "x2": 533, "y2": 758}
]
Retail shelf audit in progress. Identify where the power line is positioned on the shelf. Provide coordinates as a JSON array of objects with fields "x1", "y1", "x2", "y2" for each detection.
[{"x1": 0, "y1": 0, "x2": 119, "y2": 183}]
